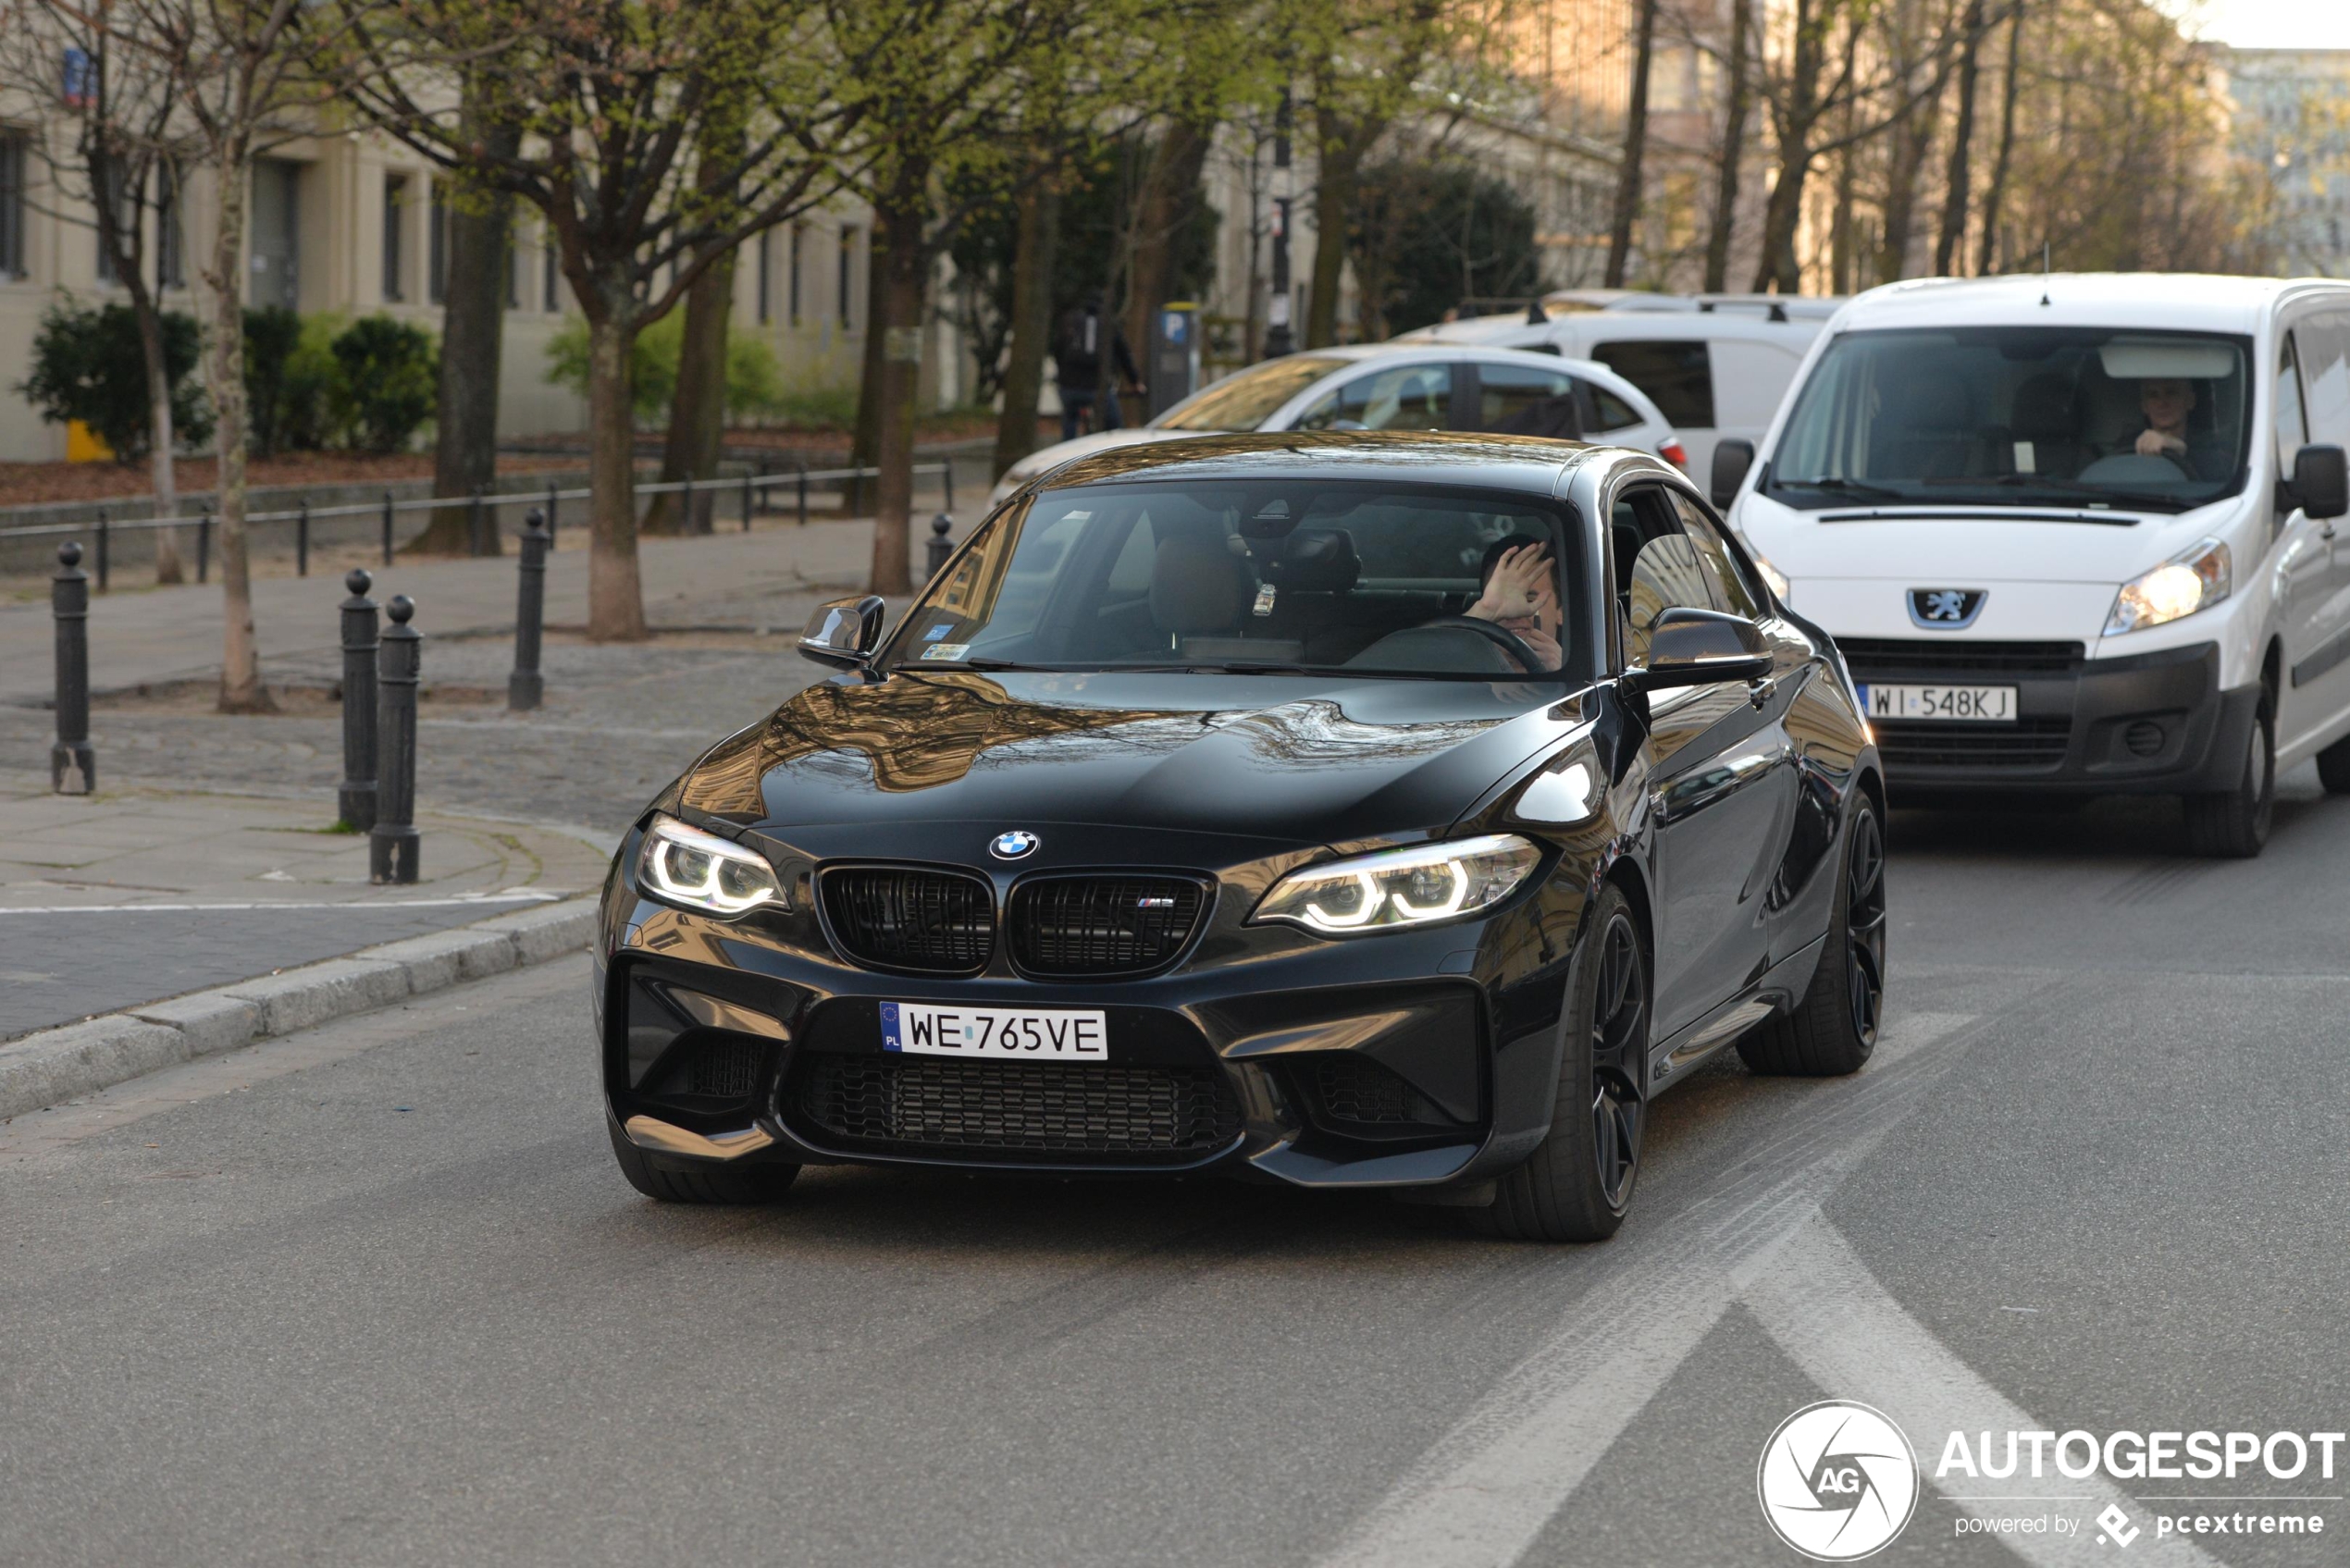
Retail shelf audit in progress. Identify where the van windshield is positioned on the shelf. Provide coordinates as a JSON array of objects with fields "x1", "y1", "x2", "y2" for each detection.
[{"x1": 1765, "y1": 327, "x2": 2251, "y2": 512}]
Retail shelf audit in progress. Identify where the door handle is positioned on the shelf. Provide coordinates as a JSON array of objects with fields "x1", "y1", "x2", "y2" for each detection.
[{"x1": 1747, "y1": 676, "x2": 1775, "y2": 711}]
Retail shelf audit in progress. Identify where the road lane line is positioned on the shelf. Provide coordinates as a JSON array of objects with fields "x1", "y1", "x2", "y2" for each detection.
[{"x1": 1741, "y1": 1216, "x2": 2225, "y2": 1568}]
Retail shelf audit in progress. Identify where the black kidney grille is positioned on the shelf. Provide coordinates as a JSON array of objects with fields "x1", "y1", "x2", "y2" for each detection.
[
  {"x1": 798, "y1": 1056, "x2": 1240, "y2": 1161},
  {"x1": 1839, "y1": 638, "x2": 2084, "y2": 676},
  {"x1": 1875, "y1": 717, "x2": 2072, "y2": 771},
  {"x1": 822, "y1": 868, "x2": 995, "y2": 972},
  {"x1": 1010, "y1": 876, "x2": 1207, "y2": 977}
]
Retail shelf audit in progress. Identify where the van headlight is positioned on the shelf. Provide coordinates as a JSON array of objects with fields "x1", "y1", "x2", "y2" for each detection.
[
  {"x1": 2106, "y1": 537, "x2": 2230, "y2": 636},
  {"x1": 1751, "y1": 552, "x2": 1792, "y2": 602},
  {"x1": 637, "y1": 813, "x2": 784, "y2": 916},
  {"x1": 1251, "y1": 833, "x2": 1540, "y2": 934}
]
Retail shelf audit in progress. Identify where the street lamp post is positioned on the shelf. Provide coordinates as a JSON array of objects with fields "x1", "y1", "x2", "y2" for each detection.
[{"x1": 1265, "y1": 88, "x2": 1294, "y2": 360}]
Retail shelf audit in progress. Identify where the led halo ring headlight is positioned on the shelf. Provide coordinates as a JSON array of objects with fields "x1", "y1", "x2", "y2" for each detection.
[
  {"x1": 1252, "y1": 833, "x2": 1542, "y2": 935},
  {"x1": 637, "y1": 812, "x2": 785, "y2": 917},
  {"x1": 2106, "y1": 537, "x2": 2230, "y2": 636}
]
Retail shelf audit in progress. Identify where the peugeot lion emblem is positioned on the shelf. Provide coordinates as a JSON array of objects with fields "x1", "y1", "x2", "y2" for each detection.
[
  {"x1": 1908, "y1": 588, "x2": 1986, "y2": 629},
  {"x1": 989, "y1": 830, "x2": 1040, "y2": 860}
]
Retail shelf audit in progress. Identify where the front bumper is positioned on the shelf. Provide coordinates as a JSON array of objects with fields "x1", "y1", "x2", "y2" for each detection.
[
  {"x1": 596, "y1": 828, "x2": 1589, "y2": 1191},
  {"x1": 1842, "y1": 638, "x2": 2256, "y2": 795}
]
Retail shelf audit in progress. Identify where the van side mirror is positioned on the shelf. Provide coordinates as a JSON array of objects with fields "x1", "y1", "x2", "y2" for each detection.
[
  {"x1": 1711, "y1": 438, "x2": 1755, "y2": 509},
  {"x1": 2292, "y1": 444, "x2": 2348, "y2": 521},
  {"x1": 799, "y1": 595, "x2": 886, "y2": 669},
  {"x1": 1625, "y1": 607, "x2": 1775, "y2": 693}
]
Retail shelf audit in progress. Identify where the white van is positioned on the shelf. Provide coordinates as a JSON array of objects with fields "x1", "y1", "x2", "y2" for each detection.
[
  {"x1": 1391, "y1": 297, "x2": 1826, "y2": 479},
  {"x1": 1718, "y1": 274, "x2": 2350, "y2": 857}
]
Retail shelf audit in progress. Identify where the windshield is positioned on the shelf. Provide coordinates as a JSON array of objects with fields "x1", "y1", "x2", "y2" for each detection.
[
  {"x1": 1153, "y1": 356, "x2": 1349, "y2": 431},
  {"x1": 1766, "y1": 327, "x2": 2252, "y2": 512},
  {"x1": 884, "y1": 479, "x2": 1584, "y2": 681}
]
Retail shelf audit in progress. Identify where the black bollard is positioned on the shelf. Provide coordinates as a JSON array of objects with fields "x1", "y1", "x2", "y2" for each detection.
[
  {"x1": 339, "y1": 568, "x2": 379, "y2": 831},
  {"x1": 381, "y1": 489, "x2": 395, "y2": 565},
  {"x1": 95, "y1": 508, "x2": 110, "y2": 592},
  {"x1": 509, "y1": 509, "x2": 550, "y2": 711},
  {"x1": 545, "y1": 478, "x2": 560, "y2": 538},
  {"x1": 51, "y1": 541, "x2": 94, "y2": 795},
  {"x1": 197, "y1": 503, "x2": 212, "y2": 583},
  {"x1": 926, "y1": 513, "x2": 955, "y2": 579},
  {"x1": 296, "y1": 495, "x2": 311, "y2": 576},
  {"x1": 469, "y1": 488, "x2": 487, "y2": 557},
  {"x1": 369, "y1": 595, "x2": 421, "y2": 884}
]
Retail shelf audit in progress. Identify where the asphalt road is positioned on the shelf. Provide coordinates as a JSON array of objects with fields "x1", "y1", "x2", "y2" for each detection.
[{"x1": 2, "y1": 769, "x2": 2345, "y2": 1567}]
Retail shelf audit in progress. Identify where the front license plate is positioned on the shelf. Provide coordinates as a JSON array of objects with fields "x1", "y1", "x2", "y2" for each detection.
[
  {"x1": 880, "y1": 1001, "x2": 1108, "y2": 1059},
  {"x1": 1857, "y1": 683, "x2": 2017, "y2": 722}
]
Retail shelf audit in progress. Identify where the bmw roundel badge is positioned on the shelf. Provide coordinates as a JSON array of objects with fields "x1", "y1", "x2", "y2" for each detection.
[{"x1": 990, "y1": 830, "x2": 1040, "y2": 860}]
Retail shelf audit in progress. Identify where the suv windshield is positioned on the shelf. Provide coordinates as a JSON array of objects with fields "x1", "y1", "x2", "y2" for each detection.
[
  {"x1": 884, "y1": 479, "x2": 1582, "y2": 681},
  {"x1": 1767, "y1": 327, "x2": 2252, "y2": 512},
  {"x1": 1153, "y1": 356, "x2": 1349, "y2": 431}
]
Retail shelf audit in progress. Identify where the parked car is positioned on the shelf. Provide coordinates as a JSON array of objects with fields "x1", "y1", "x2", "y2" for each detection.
[
  {"x1": 598, "y1": 431, "x2": 1886, "y2": 1242},
  {"x1": 988, "y1": 344, "x2": 1680, "y2": 509},
  {"x1": 1390, "y1": 296, "x2": 1830, "y2": 481},
  {"x1": 1717, "y1": 273, "x2": 2350, "y2": 857}
]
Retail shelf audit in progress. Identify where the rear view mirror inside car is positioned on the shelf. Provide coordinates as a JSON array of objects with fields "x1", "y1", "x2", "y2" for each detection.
[{"x1": 2098, "y1": 338, "x2": 2239, "y2": 380}]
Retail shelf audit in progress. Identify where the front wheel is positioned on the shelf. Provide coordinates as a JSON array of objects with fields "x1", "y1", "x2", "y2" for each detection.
[
  {"x1": 2315, "y1": 728, "x2": 2350, "y2": 795},
  {"x1": 1474, "y1": 884, "x2": 1648, "y2": 1243},
  {"x1": 2183, "y1": 687, "x2": 2274, "y2": 858},
  {"x1": 1738, "y1": 793, "x2": 1886, "y2": 1077}
]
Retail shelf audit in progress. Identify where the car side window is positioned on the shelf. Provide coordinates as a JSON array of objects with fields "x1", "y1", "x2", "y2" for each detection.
[
  {"x1": 1666, "y1": 492, "x2": 1764, "y2": 620},
  {"x1": 1591, "y1": 340, "x2": 1715, "y2": 428},
  {"x1": 2276, "y1": 331, "x2": 2309, "y2": 482},
  {"x1": 1587, "y1": 384, "x2": 1645, "y2": 434},
  {"x1": 1617, "y1": 486, "x2": 1762, "y2": 666},
  {"x1": 1293, "y1": 364, "x2": 1453, "y2": 432},
  {"x1": 1478, "y1": 364, "x2": 1583, "y2": 438}
]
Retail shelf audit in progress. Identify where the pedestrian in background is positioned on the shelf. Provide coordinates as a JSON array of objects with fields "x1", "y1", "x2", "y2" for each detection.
[{"x1": 1053, "y1": 292, "x2": 1144, "y2": 441}]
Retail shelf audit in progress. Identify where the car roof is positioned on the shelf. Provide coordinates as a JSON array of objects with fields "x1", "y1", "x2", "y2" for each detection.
[
  {"x1": 1829, "y1": 273, "x2": 2350, "y2": 335},
  {"x1": 1031, "y1": 428, "x2": 1632, "y2": 498}
]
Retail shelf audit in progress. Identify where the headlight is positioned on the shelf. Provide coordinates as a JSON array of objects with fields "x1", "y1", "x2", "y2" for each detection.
[
  {"x1": 2107, "y1": 537, "x2": 2229, "y2": 636},
  {"x1": 637, "y1": 813, "x2": 784, "y2": 916},
  {"x1": 1751, "y1": 552, "x2": 1791, "y2": 602},
  {"x1": 1251, "y1": 833, "x2": 1541, "y2": 935}
]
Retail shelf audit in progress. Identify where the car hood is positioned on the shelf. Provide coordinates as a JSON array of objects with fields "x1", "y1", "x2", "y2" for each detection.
[
  {"x1": 676, "y1": 670, "x2": 1583, "y2": 849},
  {"x1": 1738, "y1": 491, "x2": 2244, "y2": 584},
  {"x1": 990, "y1": 430, "x2": 1190, "y2": 500}
]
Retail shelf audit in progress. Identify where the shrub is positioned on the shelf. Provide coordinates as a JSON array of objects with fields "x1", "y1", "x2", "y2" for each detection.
[
  {"x1": 17, "y1": 299, "x2": 213, "y2": 460},
  {"x1": 543, "y1": 312, "x2": 790, "y2": 425},
  {"x1": 278, "y1": 311, "x2": 349, "y2": 452},
  {"x1": 242, "y1": 305, "x2": 302, "y2": 456},
  {"x1": 330, "y1": 315, "x2": 439, "y2": 452}
]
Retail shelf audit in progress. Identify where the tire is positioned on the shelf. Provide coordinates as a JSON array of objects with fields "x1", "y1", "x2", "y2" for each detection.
[
  {"x1": 2317, "y1": 730, "x2": 2350, "y2": 795},
  {"x1": 1738, "y1": 794, "x2": 1886, "y2": 1078},
  {"x1": 1474, "y1": 883, "x2": 1648, "y2": 1243},
  {"x1": 606, "y1": 1113, "x2": 800, "y2": 1205},
  {"x1": 2183, "y1": 687, "x2": 2274, "y2": 858}
]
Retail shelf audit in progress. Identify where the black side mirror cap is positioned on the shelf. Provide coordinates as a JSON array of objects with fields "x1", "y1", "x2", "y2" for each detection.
[
  {"x1": 799, "y1": 594, "x2": 886, "y2": 670},
  {"x1": 1711, "y1": 438, "x2": 1756, "y2": 510},
  {"x1": 2292, "y1": 444, "x2": 2348, "y2": 522},
  {"x1": 1625, "y1": 607, "x2": 1775, "y2": 693}
]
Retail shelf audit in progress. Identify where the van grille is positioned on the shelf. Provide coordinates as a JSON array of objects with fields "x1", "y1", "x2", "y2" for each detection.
[
  {"x1": 1874, "y1": 718, "x2": 2072, "y2": 771},
  {"x1": 1840, "y1": 638, "x2": 2084, "y2": 676}
]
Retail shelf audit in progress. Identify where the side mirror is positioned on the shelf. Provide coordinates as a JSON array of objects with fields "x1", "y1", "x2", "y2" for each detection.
[
  {"x1": 2293, "y1": 444, "x2": 2348, "y2": 522},
  {"x1": 1710, "y1": 438, "x2": 1755, "y2": 510},
  {"x1": 798, "y1": 594, "x2": 886, "y2": 670},
  {"x1": 1626, "y1": 607, "x2": 1775, "y2": 693}
]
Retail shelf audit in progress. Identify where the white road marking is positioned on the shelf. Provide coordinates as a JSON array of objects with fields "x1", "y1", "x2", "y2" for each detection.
[
  {"x1": 1742, "y1": 1217, "x2": 2224, "y2": 1567},
  {"x1": 0, "y1": 892, "x2": 562, "y2": 913}
]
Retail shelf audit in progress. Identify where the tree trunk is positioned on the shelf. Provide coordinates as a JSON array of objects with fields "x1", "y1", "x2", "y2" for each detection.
[
  {"x1": 994, "y1": 170, "x2": 1059, "y2": 479},
  {"x1": 1702, "y1": 0, "x2": 1753, "y2": 293},
  {"x1": 1752, "y1": 153, "x2": 1810, "y2": 293},
  {"x1": 1305, "y1": 116, "x2": 1364, "y2": 350},
  {"x1": 204, "y1": 142, "x2": 268, "y2": 712},
  {"x1": 1604, "y1": 0, "x2": 1661, "y2": 288},
  {"x1": 130, "y1": 273, "x2": 184, "y2": 584},
  {"x1": 586, "y1": 310, "x2": 648, "y2": 641},
  {"x1": 867, "y1": 191, "x2": 929, "y2": 598},
  {"x1": 1934, "y1": 0, "x2": 1986, "y2": 275},
  {"x1": 641, "y1": 245, "x2": 736, "y2": 536},
  {"x1": 1976, "y1": 1, "x2": 2025, "y2": 276},
  {"x1": 1876, "y1": 76, "x2": 1947, "y2": 285},
  {"x1": 418, "y1": 111, "x2": 520, "y2": 555},
  {"x1": 1121, "y1": 117, "x2": 1213, "y2": 359},
  {"x1": 847, "y1": 229, "x2": 889, "y2": 513}
]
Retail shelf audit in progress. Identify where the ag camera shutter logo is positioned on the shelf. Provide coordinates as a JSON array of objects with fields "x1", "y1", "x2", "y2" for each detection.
[{"x1": 1758, "y1": 1400, "x2": 1921, "y2": 1560}]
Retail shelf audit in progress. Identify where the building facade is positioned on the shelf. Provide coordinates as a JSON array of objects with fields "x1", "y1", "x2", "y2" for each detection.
[{"x1": 2223, "y1": 48, "x2": 2350, "y2": 278}]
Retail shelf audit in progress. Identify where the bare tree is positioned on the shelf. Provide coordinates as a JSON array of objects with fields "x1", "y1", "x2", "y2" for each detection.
[
  {"x1": 1933, "y1": 0, "x2": 1989, "y2": 275},
  {"x1": 1602, "y1": 0, "x2": 1659, "y2": 289},
  {"x1": 412, "y1": 77, "x2": 518, "y2": 554},
  {"x1": 1701, "y1": 0, "x2": 1754, "y2": 293},
  {"x1": 1973, "y1": 0, "x2": 2024, "y2": 274}
]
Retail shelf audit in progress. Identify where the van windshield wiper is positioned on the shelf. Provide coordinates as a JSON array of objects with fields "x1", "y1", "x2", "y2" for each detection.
[
  {"x1": 1768, "y1": 476, "x2": 1908, "y2": 502},
  {"x1": 1951, "y1": 475, "x2": 2189, "y2": 512}
]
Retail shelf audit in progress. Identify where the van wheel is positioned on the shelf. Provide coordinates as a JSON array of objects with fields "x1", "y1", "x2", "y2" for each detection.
[
  {"x1": 2318, "y1": 731, "x2": 2350, "y2": 795},
  {"x1": 2183, "y1": 688, "x2": 2274, "y2": 858}
]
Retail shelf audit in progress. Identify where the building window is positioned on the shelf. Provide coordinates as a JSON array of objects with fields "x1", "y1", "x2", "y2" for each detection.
[
  {"x1": 837, "y1": 225, "x2": 855, "y2": 328},
  {"x1": 756, "y1": 228, "x2": 772, "y2": 324},
  {"x1": 543, "y1": 227, "x2": 559, "y2": 312},
  {"x1": 789, "y1": 222, "x2": 802, "y2": 325},
  {"x1": 0, "y1": 131, "x2": 24, "y2": 278},
  {"x1": 381, "y1": 172, "x2": 406, "y2": 301},
  {"x1": 157, "y1": 160, "x2": 182, "y2": 290},
  {"x1": 427, "y1": 179, "x2": 447, "y2": 304}
]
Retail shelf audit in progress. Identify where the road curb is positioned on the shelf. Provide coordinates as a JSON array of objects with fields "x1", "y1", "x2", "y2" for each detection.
[{"x1": 0, "y1": 896, "x2": 599, "y2": 1123}]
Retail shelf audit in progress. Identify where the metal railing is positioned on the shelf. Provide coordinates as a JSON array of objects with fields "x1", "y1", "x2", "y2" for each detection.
[{"x1": 3, "y1": 460, "x2": 957, "y2": 592}]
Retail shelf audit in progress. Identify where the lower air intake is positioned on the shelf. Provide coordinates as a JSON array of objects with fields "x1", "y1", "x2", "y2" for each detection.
[{"x1": 798, "y1": 1056, "x2": 1241, "y2": 1163}]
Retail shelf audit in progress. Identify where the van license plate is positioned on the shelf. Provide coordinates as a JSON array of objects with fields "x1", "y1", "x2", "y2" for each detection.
[
  {"x1": 880, "y1": 1002, "x2": 1108, "y2": 1059},
  {"x1": 1857, "y1": 684, "x2": 2017, "y2": 722}
]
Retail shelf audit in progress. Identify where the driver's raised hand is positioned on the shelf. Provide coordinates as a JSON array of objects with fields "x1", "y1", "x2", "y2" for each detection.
[{"x1": 1471, "y1": 544, "x2": 1552, "y2": 623}]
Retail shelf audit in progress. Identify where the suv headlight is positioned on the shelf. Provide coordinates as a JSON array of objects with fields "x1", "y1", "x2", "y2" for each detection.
[
  {"x1": 2106, "y1": 537, "x2": 2229, "y2": 636},
  {"x1": 637, "y1": 813, "x2": 784, "y2": 916},
  {"x1": 1251, "y1": 833, "x2": 1541, "y2": 935}
]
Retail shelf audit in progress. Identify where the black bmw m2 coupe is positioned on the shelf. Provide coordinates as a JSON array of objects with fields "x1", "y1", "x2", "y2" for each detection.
[{"x1": 595, "y1": 432, "x2": 1886, "y2": 1241}]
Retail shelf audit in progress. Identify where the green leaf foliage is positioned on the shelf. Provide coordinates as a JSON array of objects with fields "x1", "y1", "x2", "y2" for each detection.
[
  {"x1": 541, "y1": 312, "x2": 789, "y2": 425},
  {"x1": 331, "y1": 316, "x2": 440, "y2": 453},
  {"x1": 17, "y1": 299, "x2": 213, "y2": 461}
]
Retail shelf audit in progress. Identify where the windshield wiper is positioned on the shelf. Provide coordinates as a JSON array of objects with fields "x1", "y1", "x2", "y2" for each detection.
[
  {"x1": 1769, "y1": 476, "x2": 1908, "y2": 502},
  {"x1": 1948, "y1": 475, "x2": 2189, "y2": 512}
]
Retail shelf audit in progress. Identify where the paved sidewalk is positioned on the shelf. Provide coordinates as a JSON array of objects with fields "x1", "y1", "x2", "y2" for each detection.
[{"x1": 0, "y1": 772, "x2": 612, "y2": 1040}]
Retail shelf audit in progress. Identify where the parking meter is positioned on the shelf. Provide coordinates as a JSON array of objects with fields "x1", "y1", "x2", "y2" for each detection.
[{"x1": 1148, "y1": 302, "x2": 1200, "y2": 421}]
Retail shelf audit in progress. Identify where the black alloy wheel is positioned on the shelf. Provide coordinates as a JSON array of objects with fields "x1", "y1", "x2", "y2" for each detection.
[
  {"x1": 1477, "y1": 883, "x2": 1649, "y2": 1242},
  {"x1": 1738, "y1": 795, "x2": 1886, "y2": 1078}
]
